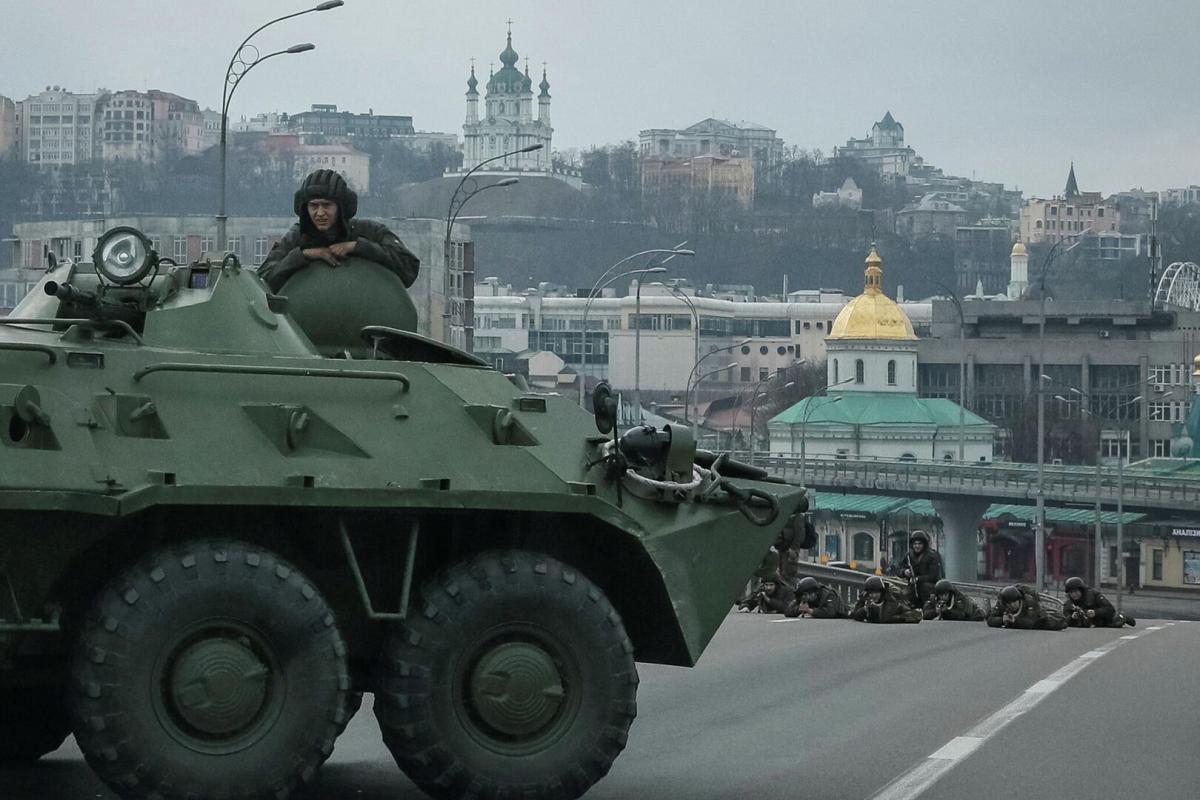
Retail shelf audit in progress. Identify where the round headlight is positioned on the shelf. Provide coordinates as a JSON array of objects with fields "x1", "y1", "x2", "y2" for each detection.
[{"x1": 93, "y1": 226, "x2": 156, "y2": 285}]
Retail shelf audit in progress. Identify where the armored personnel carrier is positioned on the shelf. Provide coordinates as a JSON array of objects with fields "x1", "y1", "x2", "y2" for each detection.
[{"x1": 0, "y1": 227, "x2": 808, "y2": 800}]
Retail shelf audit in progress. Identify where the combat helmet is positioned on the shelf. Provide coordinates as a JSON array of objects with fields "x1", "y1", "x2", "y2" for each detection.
[
  {"x1": 934, "y1": 578, "x2": 954, "y2": 597},
  {"x1": 796, "y1": 577, "x2": 821, "y2": 596},
  {"x1": 864, "y1": 575, "x2": 886, "y2": 594},
  {"x1": 999, "y1": 585, "x2": 1023, "y2": 604}
]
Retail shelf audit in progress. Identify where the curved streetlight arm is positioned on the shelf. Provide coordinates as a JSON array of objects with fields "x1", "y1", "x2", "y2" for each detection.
[
  {"x1": 588, "y1": 249, "x2": 692, "y2": 302},
  {"x1": 447, "y1": 144, "x2": 544, "y2": 236},
  {"x1": 223, "y1": 48, "x2": 298, "y2": 116},
  {"x1": 446, "y1": 178, "x2": 519, "y2": 237},
  {"x1": 221, "y1": 4, "x2": 337, "y2": 115}
]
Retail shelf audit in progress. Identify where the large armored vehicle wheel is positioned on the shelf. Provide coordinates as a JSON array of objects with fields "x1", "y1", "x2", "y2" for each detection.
[
  {"x1": 375, "y1": 550, "x2": 638, "y2": 800},
  {"x1": 0, "y1": 686, "x2": 72, "y2": 764},
  {"x1": 69, "y1": 540, "x2": 350, "y2": 800}
]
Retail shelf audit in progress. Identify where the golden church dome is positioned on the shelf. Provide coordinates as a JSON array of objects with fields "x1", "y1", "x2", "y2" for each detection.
[
  {"x1": 827, "y1": 245, "x2": 917, "y2": 341},
  {"x1": 1011, "y1": 241, "x2": 1027, "y2": 256}
]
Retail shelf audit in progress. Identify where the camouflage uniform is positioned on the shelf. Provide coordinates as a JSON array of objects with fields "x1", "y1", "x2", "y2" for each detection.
[
  {"x1": 785, "y1": 583, "x2": 848, "y2": 619},
  {"x1": 850, "y1": 584, "x2": 922, "y2": 624},
  {"x1": 1063, "y1": 588, "x2": 1135, "y2": 628},
  {"x1": 922, "y1": 589, "x2": 986, "y2": 621},
  {"x1": 902, "y1": 547, "x2": 945, "y2": 609},
  {"x1": 986, "y1": 584, "x2": 1068, "y2": 630},
  {"x1": 259, "y1": 169, "x2": 420, "y2": 293}
]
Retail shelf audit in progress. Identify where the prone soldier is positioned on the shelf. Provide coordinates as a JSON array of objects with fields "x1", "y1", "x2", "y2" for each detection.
[
  {"x1": 986, "y1": 584, "x2": 1068, "y2": 630},
  {"x1": 786, "y1": 576, "x2": 848, "y2": 619},
  {"x1": 922, "y1": 579, "x2": 986, "y2": 621},
  {"x1": 1062, "y1": 576, "x2": 1136, "y2": 628},
  {"x1": 850, "y1": 576, "x2": 922, "y2": 624},
  {"x1": 737, "y1": 579, "x2": 795, "y2": 615}
]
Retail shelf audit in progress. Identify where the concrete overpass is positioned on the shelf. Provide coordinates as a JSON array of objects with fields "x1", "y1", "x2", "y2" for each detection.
[{"x1": 751, "y1": 453, "x2": 1200, "y2": 580}]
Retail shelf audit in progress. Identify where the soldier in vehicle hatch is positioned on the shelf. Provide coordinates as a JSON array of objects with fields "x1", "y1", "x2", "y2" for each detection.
[
  {"x1": 922, "y1": 579, "x2": 986, "y2": 621},
  {"x1": 1062, "y1": 576, "x2": 1136, "y2": 628},
  {"x1": 987, "y1": 584, "x2": 1068, "y2": 630},
  {"x1": 900, "y1": 530, "x2": 943, "y2": 609},
  {"x1": 785, "y1": 576, "x2": 847, "y2": 618},
  {"x1": 258, "y1": 169, "x2": 420, "y2": 293},
  {"x1": 850, "y1": 576, "x2": 922, "y2": 623}
]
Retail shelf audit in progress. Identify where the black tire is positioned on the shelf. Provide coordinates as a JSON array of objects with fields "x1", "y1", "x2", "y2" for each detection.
[
  {"x1": 69, "y1": 540, "x2": 350, "y2": 800},
  {"x1": 375, "y1": 550, "x2": 638, "y2": 800},
  {"x1": 0, "y1": 686, "x2": 71, "y2": 765}
]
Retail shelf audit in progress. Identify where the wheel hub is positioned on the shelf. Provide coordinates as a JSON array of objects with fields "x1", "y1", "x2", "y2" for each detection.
[
  {"x1": 468, "y1": 641, "x2": 566, "y2": 739},
  {"x1": 167, "y1": 635, "x2": 270, "y2": 738}
]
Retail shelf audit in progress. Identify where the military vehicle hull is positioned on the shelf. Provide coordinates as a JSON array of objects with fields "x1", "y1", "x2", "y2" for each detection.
[{"x1": 0, "y1": 248, "x2": 806, "y2": 800}]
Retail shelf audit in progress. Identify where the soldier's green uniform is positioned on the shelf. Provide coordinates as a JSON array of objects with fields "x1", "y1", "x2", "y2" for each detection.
[
  {"x1": 922, "y1": 579, "x2": 986, "y2": 621},
  {"x1": 986, "y1": 584, "x2": 1067, "y2": 630},
  {"x1": 850, "y1": 576, "x2": 922, "y2": 624},
  {"x1": 738, "y1": 580, "x2": 794, "y2": 614},
  {"x1": 901, "y1": 531, "x2": 944, "y2": 609},
  {"x1": 786, "y1": 577, "x2": 848, "y2": 618},
  {"x1": 1062, "y1": 577, "x2": 1136, "y2": 628},
  {"x1": 258, "y1": 169, "x2": 420, "y2": 293}
]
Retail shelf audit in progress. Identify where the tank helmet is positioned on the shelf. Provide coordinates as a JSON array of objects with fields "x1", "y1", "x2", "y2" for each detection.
[
  {"x1": 909, "y1": 531, "x2": 929, "y2": 545},
  {"x1": 934, "y1": 578, "x2": 954, "y2": 596},
  {"x1": 797, "y1": 577, "x2": 821, "y2": 595},
  {"x1": 294, "y1": 169, "x2": 358, "y2": 219},
  {"x1": 1064, "y1": 576, "x2": 1088, "y2": 593},
  {"x1": 864, "y1": 576, "x2": 886, "y2": 593},
  {"x1": 999, "y1": 585, "x2": 1023, "y2": 604}
]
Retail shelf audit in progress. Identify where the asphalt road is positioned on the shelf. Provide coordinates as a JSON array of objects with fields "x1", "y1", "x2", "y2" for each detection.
[{"x1": 3, "y1": 614, "x2": 1196, "y2": 800}]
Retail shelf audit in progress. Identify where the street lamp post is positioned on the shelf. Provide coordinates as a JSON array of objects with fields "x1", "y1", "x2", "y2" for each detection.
[
  {"x1": 1034, "y1": 231, "x2": 1092, "y2": 589},
  {"x1": 684, "y1": 337, "x2": 752, "y2": 422},
  {"x1": 577, "y1": 248, "x2": 693, "y2": 408},
  {"x1": 445, "y1": 144, "x2": 542, "y2": 351},
  {"x1": 577, "y1": 266, "x2": 668, "y2": 410},
  {"x1": 659, "y1": 282, "x2": 700, "y2": 409},
  {"x1": 799, "y1": 377, "x2": 855, "y2": 478},
  {"x1": 935, "y1": 284, "x2": 969, "y2": 461},
  {"x1": 217, "y1": 1, "x2": 342, "y2": 250}
]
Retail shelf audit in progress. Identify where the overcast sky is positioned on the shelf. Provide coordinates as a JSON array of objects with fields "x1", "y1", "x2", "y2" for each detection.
[{"x1": 3, "y1": 0, "x2": 1196, "y2": 198}]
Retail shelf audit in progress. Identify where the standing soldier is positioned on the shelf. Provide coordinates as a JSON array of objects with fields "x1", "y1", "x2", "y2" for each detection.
[
  {"x1": 901, "y1": 531, "x2": 944, "y2": 609},
  {"x1": 786, "y1": 577, "x2": 848, "y2": 619},
  {"x1": 987, "y1": 584, "x2": 1068, "y2": 630},
  {"x1": 922, "y1": 579, "x2": 986, "y2": 621},
  {"x1": 1062, "y1": 576, "x2": 1136, "y2": 628},
  {"x1": 850, "y1": 576, "x2": 922, "y2": 624}
]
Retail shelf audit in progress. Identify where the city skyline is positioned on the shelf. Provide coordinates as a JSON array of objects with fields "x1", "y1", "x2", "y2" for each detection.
[{"x1": 2, "y1": 0, "x2": 1198, "y2": 197}]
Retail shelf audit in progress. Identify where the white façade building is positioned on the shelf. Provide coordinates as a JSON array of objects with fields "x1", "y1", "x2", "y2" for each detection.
[
  {"x1": 768, "y1": 246, "x2": 996, "y2": 463},
  {"x1": 460, "y1": 25, "x2": 552, "y2": 173}
]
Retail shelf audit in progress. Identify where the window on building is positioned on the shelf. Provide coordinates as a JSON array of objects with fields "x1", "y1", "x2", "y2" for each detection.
[
  {"x1": 1152, "y1": 549, "x2": 1163, "y2": 581},
  {"x1": 852, "y1": 532, "x2": 874, "y2": 562},
  {"x1": 824, "y1": 534, "x2": 841, "y2": 561},
  {"x1": 855, "y1": 359, "x2": 864, "y2": 384},
  {"x1": 254, "y1": 237, "x2": 269, "y2": 261},
  {"x1": 887, "y1": 360, "x2": 897, "y2": 385},
  {"x1": 1151, "y1": 439, "x2": 1170, "y2": 457},
  {"x1": 758, "y1": 367, "x2": 769, "y2": 382},
  {"x1": 200, "y1": 236, "x2": 215, "y2": 254},
  {"x1": 173, "y1": 236, "x2": 187, "y2": 261},
  {"x1": 740, "y1": 366, "x2": 751, "y2": 382},
  {"x1": 227, "y1": 237, "x2": 242, "y2": 256}
]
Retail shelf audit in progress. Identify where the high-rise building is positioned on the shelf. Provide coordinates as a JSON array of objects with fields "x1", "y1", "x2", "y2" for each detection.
[{"x1": 19, "y1": 86, "x2": 104, "y2": 165}]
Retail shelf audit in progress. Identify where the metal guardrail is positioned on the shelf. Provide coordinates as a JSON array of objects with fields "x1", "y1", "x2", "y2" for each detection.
[
  {"x1": 790, "y1": 562, "x2": 1063, "y2": 613},
  {"x1": 748, "y1": 453, "x2": 1200, "y2": 513}
]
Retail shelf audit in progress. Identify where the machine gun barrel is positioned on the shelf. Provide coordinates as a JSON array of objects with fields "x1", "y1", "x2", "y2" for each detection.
[{"x1": 45, "y1": 281, "x2": 99, "y2": 306}]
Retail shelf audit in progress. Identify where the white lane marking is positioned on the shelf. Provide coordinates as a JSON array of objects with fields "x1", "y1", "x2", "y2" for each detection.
[
  {"x1": 929, "y1": 737, "x2": 982, "y2": 760},
  {"x1": 867, "y1": 636, "x2": 1129, "y2": 800},
  {"x1": 1120, "y1": 635, "x2": 1140, "y2": 640},
  {"x1": 1145, "y1": 625, "x2": 1164, "y2": 631},
  {"x1": 771, "y1": 618, "x2": 804, "y2": 623}
]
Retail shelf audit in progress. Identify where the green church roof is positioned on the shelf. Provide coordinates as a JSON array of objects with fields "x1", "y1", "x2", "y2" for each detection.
[{"x1": 769, "y1": 392, "x2": 994, "y2": 429}]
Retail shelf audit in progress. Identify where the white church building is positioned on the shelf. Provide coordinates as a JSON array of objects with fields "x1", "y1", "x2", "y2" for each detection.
[{"x1": 769, "y1": 246, "x2": 996, "y2": 463}]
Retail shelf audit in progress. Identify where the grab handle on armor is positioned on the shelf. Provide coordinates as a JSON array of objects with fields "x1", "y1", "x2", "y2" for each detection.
[{"x1": 719, "y1": 479, "x2": 780, "y2": 527}]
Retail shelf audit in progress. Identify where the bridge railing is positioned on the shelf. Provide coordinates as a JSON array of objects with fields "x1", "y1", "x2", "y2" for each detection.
[{"x1": 745, "y1": 453, "x2": 1200, "y2": 510}]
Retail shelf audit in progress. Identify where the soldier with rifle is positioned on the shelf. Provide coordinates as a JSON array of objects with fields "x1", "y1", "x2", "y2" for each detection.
[
  {"x1": 737, "y1": 579, "x2": 795, "y2": 614},
  {"x1": 900, "y1": 531, "x2": 944, "y2": 609},
  {"x1": 987, "y1": 584, "x2": 1068, "y2": 630},
  {"x1": 850, "y1": 576, "x2": 922, "y2": 624},
  {"x1": 921, "y1": 579, "x2": 986, "y2": 621},
  {"x1": 1062, "y1": 576, "x2": 1136, "y2": 628},
  {"x1": 785, "y1": 577, "x2": 848, "y2": 618}
]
